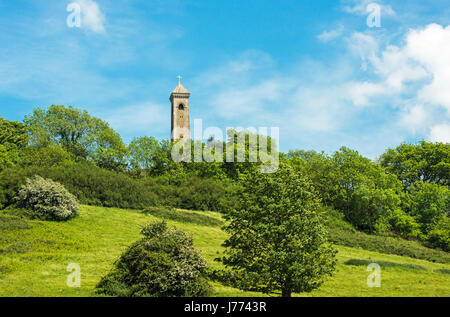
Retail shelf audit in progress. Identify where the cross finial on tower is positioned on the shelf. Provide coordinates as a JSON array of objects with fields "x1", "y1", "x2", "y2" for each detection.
[{"x1": 177, "y1": 75, "x2": 182, "y2": 84}]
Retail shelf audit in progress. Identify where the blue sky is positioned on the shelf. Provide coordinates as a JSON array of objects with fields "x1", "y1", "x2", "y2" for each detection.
[{"x1": 0, "y1": 0, "x2": 449, "y2": 158}]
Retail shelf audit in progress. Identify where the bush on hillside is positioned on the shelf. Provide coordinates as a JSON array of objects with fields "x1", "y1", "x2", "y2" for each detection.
[
  {"x1": 322, "y1": 205, "x2": 357, "y2": 232},
  {"x1": 15, "y1": 175, "x2": 79, "y2": 221},
  {"x1": 96, "y1": 221, "x2": 212, "y2": 297}
]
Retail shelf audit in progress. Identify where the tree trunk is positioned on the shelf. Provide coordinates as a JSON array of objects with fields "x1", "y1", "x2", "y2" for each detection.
[
  {"x1": 281, "y1": 288, "x2": 292, "y2": 297},
  {"x1": 281, "y1": 276, "x2": 292, "y2": 297}
]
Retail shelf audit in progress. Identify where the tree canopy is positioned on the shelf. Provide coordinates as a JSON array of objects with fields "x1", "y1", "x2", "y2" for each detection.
[
  {"x1": 380, "y1": 141, "x2": 450, "y2": 187},
  {"x1": 24, "y1": 105, "x2": 127, "y2": 171},
  {"x1": 0, "y1": 117, "x2": 29, "y2": 170},
  {"x1": 220, "y1": 163, "x2": 337, "y2": 297}
]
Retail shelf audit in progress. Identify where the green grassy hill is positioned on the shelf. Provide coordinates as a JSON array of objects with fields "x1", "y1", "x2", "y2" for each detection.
[{"x1": 0, "y1": 205, "x2": 449, "y2": 297}]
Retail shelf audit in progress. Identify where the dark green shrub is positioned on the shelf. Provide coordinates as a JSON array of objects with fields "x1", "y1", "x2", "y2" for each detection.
[
  {"x1": 426, "y1": 222, "x2": 449, "y2": 252},
  {"x1": 0, "y1": 213, "x2": 30, "y2": 231},
  {"x1": 96, "y1": 221, "x2": 212, "y2": 297},
  {"x1": 344, "y1": 259, "x2": 427, "y2": 271},
  {"x1": 434, "y1": 268, "x2": 450, "y2": 275},
  {"x1": 3, "y1": 241, "x2": 31, "y2": 254},
  {"x1": 143, "y1": 206, "x2": 224, "y2": 227},
  {"x1": 15, "y1": 175, "x2": 79, "y2": 221},
  {"x1": 322, "y1": 205, "x2": 357, "y2": 232},
  {"x1": 0, "y1": 166, "x2": 35, "y2": 209}
]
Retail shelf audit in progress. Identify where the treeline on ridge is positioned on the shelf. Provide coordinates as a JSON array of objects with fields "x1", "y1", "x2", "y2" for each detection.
[{"x1": 0, "y1": 105, "x2": 448, "y2": 252}]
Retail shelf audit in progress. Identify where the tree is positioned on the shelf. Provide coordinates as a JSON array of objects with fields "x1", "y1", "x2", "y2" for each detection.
[
  {"x1": 24, "y1": 105, "x2": 127, "y2": 171},
  {"x1": 128, "y1": 137, "x2": 172, "y2": 176},
  {"x1": 406, "y1": 181, "x2": 450, "y2": 233},
  {"x1": 0, "y1": 117, "x2": 29, "y2": 148},
  {"x1": 0, "y1": 117, "x2": 29, "y2": 170},
  {"x1": 220, "y1": 163, "x2": 336, "y2": 297},
  {"x1": 286, "y1": 150, "x2": 339, "y2": 206},
  {"x1": 221, "y1": 129, "x2": 278, "y2": 179},
  {"x1": 332, "y1": 147, "x2": 404, "y2": 233},
  {"x1": 380, "y1": 141, "x2": 450, "y2": 188}
]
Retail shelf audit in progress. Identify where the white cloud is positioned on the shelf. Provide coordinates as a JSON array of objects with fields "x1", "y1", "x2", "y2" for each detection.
[
  {"x1": 345, "y1": 24, "x2": 450, "y2": 142},
  {"x1": 406, "y1": 24, "x2": 450, "y2": 112},
  {"x1": 342, "y1": 0, "x2": 395, "y2": 16},
  {"x1": 288, "y1": 83, "x2": 350, "y2": 133},
  {"x1": 429, "y1": 124, "x2": 450, "y2": 143},
  {"x1": 76, "y1": 0, "x2": 106, "y2": 33},
  {"x1": 192, "y1": 51, "x2": 284, "y2": 121},
  {"x1": 346, "y1": 81, "x2": 385, "y2": 106},
  {"x1": 398, "y1": 104, "x2": 430, "y2": 134},
  {"x1": 348, "y1": 32, "x2": 379, "y2": 70},
  {"x1": 102, "y1": 102, "x2": 167, "y2": 135},
  {"x1": 211, "y1": 79, "x2": 287, "y2": 119},
  {"x1": 318, "y1": 25, "x2": 344, "y2": 42}
]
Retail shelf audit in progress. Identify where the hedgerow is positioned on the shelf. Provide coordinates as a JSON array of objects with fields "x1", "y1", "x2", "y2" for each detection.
[{"x1": 0, "y1": 163, "x2": 238, "y2": 212}]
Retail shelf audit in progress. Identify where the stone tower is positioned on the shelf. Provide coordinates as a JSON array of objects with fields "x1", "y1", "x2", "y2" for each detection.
[{"x1": 170, "y1": 76, "x2": 190, "y2": 141}]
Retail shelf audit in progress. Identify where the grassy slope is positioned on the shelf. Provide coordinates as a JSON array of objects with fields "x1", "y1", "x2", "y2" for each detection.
[{"x1": 0, "y1": 205, "x2": 449, "y2": 297}]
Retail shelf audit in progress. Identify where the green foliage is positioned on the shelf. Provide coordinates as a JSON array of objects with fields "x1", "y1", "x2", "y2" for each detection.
[
  {"x1": 388, "y1": 208, "x2": 422, "y2": 239},
  {"x1": 405, "y1": 181, "x2": 449, "y2": 233},
  {"x1": 0, "y1": 117, "x2": 29, "y2": 171},
  {"x1": 96, "y1": 221, "x2": 211, "y2": 297},
  {"x1": 0, "y1": 117, "x2": 29, "y2": 149},
  {"x1": 0, "y1": 163, "x2": 238, "y2": 212},
  {"x1": 0, "y1": 166, "x2": 32, "y2": 209},
  {"x1": 380, "y1": 141, "x2": 450, "y2": 187},
  {"x1": 170, "y1": 176, "x2": 237, "y2": 212},
  {"x1": 426, "y1": 217, "x2": 450, "y2": 251},
  {"x1": 24, "y1": 105, "x2": 128, "y2": 171},
  {"x1": 287, "y1": 147, "x2": 426, "y2": 239},
  {"x1": 20, "y1": 145, "x2": 75, "y2": 168},
  {"x1": 322, "y1": 205, "x2": 357, "y2": 232},
  {"x1": 0, "y1": 143, "x2": 22, "y2": 171},
  {"x1": 331, "y1": 147, "x2": 404, "y2": 233},
  {"x1": 221, "y1": 129, "x2": 277, "y2": 179},
  {"x1": 1, "y1": 105, "x2": 448, "y2": 255},
  {"x1": 15, "y1": 175, "x2": 79, "y2": 221},
  {"x1": 220, "y1": 163, "x2": 337, "y2": 297},
  {"x1": 0, "y1": 163, "x2": 159, "y2": 209},
  {"x1": 128, "y1": 137, "x2": 173, "y2": 176},
  {"x1": 171, "y1": 129, "x2": 278, "y2": 181},
  {"x1": 286, "y1": 150, "x2": 337, "y2": 205}
]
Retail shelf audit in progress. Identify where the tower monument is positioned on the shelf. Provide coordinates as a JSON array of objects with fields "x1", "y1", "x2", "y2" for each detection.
[{"x1": 170, "y1": 76, "x2": 190, "y2": 141}]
